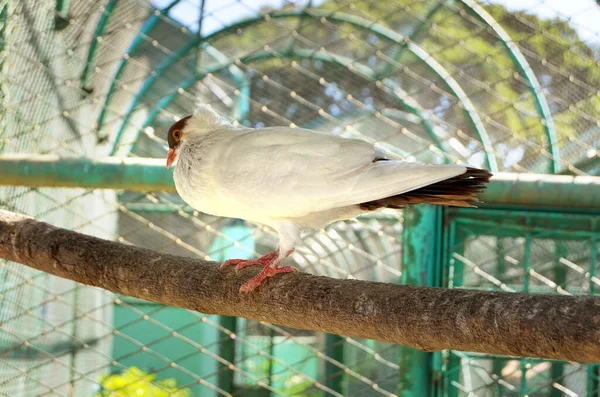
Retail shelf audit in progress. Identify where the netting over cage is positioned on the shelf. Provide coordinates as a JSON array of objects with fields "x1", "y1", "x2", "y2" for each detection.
[{"x1": 0, "y1": 0, "x2": 599, "y2": 396}]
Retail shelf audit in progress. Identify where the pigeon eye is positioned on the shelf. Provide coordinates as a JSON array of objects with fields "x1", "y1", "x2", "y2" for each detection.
[{"x1": 173, "y1": 130, "x2": 182, "y2": 140}]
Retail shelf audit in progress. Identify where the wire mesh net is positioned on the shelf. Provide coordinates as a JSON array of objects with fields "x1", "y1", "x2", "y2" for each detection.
[{"x1": 0, "y1": 0, "x2": 599, "y2": 396}]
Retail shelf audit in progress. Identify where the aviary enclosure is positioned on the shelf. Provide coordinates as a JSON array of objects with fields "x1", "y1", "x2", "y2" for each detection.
[{"x1": 0, "y1": 0, "x2": 599, "y2": 396}]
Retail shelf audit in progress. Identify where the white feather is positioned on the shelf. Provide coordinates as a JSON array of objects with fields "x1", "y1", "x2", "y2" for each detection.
[{"x1": 173, "y1": 106, "x2": 468, "y2": 258}]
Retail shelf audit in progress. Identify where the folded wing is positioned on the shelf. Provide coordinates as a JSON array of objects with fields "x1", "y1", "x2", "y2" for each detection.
[{"x1": 214, "y1": 127, "x2": 467, "y2": 218}]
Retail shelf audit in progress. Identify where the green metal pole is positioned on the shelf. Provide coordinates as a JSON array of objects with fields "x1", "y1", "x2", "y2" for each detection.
[
  {"x1": 218, "y1": 315, "x2": 237, "y2": 394},
  {"x1": 209, "y1": 222, "x2": 255, "y2": 395},
  {"x1": 519, "y1": 233, "x2": 533, "y2": 396},
  {"x1": 323, "y1": 334, "x2": 344, "y2": 397},
  {"x1": 444, "y1": 222, "x2": 465, "y2": 397},
  {"x1": 398, "y1": 204, "x2": 442, "y2": 396},
  {"x1": 549, "y1": 242, "x2": 566, "y2": 397},
  {"x1": 0, "y1": 154, "x2": 175, "y2": 192},
  {"x1": 2, "y1": 157, "x2": 600, "y2": 210},
  {"x1": 492, "y1": 238, "x2": 507, "y2": 395}
]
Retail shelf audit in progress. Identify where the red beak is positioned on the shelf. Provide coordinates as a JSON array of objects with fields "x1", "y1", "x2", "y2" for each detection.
[{"x1": 166, "y1": 147, "x2": 177, "y2": 168}]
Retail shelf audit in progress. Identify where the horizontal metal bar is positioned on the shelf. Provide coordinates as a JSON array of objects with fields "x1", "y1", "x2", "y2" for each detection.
[
  {"x1": 0, "y1": 154, "x2": 175, "y2": 192},
  {"x1": 479, "y1": 173, "x2": 600, "y2": 210},
  {"x1": 1, "y1": 155, "x2": 599, "y2": 209}
]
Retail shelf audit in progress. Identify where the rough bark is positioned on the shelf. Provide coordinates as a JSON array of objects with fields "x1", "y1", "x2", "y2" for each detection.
[{"x1": 0, "y1": 209, "x2": 598, "y2": 362}]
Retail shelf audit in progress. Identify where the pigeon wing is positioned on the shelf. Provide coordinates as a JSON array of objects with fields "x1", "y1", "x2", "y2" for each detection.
[{"x1": 211, "y1": 127, "x2": 466, "y2": 218}]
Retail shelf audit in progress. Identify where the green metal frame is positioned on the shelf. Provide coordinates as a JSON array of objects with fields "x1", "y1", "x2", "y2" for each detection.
[
  {"x1": 439, "y1": 206, "x2": 599, "y2": 396},
  {"x1": 107, "y1": 9, "x2": 497, "y2": 170},
  {"x1": 131, "y1": 48, "x2": 449, "y2": 161},
  {"x1": 457, "y1": 0, "x2": 559, "y2": 174},
  {"x1": 399, "y1": 205, "x2": 443, "y2": 396},
  {"x1": 94, "y1": 0, "x2": 184, "y2": 139},
  {"x1": 80, "y1": 0, "x2": 119, "y2": 92}
]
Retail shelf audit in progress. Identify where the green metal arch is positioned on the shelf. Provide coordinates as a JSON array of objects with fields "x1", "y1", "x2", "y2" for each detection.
[
  {"x1": 129, "y1": 49, "x2": 458, "y2": 164},
  {"x1": 81, "y1": 0, "x2": 119, "y2": 92},
  {"x1": 109, "y1": 9, "x2": 497, "y2": 170},
  {"x1": 114, "y1": 48, "x2": 453, "y2": 160},
  {"x1": 113, "y1": 43, "x2": 250, "y2": 156},
  {"x1": 93, "y1": 0, "x2": 184, "y2": 139},
  {"x1": 457, "y1": 0, "x2": 559, "y2": 173}
]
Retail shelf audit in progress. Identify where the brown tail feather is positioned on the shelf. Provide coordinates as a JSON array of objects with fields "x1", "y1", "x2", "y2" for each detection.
[{"x1": 359, "y1": 167, "x2": 492, "y2": 210}]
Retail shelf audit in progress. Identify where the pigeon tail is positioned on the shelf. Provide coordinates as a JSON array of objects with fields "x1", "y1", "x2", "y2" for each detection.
[{"x1": 359, "y1": 167, "x2": 492, "y2": 210}]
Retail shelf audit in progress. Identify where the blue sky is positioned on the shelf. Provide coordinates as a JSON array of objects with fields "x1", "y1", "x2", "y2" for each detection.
[{"x1": 152, "y1": 0, "x2": 600, "y2": 46}]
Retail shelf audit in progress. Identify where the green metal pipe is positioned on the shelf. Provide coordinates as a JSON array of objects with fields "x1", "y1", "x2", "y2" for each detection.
[
  {"x1": 80, "y1": 0, "x2": 119, "y2": 92},
  {"x1": 458, "y1": 0, "x2": 559, "y2": 174},
  {"x1": 1, "y1": 156, "x2": 600, "y2": 210},
  {"x1": 479, "y1": 173, "x2": 600, "y2": 210},
  {"x1": 209, "y1": 223, "x2": 252, "y2": 395},
  {"x1": 399, "y1": 205, "x2": 441, "y2": 396},
  {"x1": 114, "y1": 9, "x2": 496, "y2": 170},
  {"x1": 549, "y1": 242, "x2": 566, "y2": 397},
  {"x1": 323, "y1": 334, "x2": 344, "y2": 397},
  {"x1": 0, "y1": 154, "x2": 175, "y2": 192}
]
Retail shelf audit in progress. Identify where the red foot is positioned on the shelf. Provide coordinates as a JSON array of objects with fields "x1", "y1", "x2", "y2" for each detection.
[
  {"x1": 220, "y1": 250, "x2": 278, "y2": 272},
  {"x1": 239, "y1": 265, "x2": 297, "y2": 293}
]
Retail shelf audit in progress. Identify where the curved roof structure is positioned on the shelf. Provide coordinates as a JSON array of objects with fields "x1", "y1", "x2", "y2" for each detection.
[{"x1": 74, "y1": 0, "x2": 600, "y2": 176}]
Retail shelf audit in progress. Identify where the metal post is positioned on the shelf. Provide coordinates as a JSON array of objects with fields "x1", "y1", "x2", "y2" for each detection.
[
  {"x1": 210, "y1": 221, "x2": 255, "y2": 395},
  {"x1": 492, "y1": 238, "x2": 507, "y2": 394},
  {"x1": 520, "y1": 233, "x2": 533, "y2": 395},
  {"x1": 398, "y1": 204, "x2": 442, "y2": 396},
  {"x1": 550, "y1": 242, "x2": 567, "y2": 397},
  {"x1": 323, "y1": 334, "x2": 344, "y2": 397},
  {"x1": 218, "y1": 315, "x2": 236, "y2": 394},
  {"x1": 444, "y1": 221, "x2": 465, "y2": 397}
]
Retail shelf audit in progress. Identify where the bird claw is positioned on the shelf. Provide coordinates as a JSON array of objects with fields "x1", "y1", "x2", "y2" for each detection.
[
  {"x1": 220, "y1": 250, "x2": 279, "y2": 271},
  {"x1": 220, "y1": 258, "x2": 265, "y2": 272},
  {"x1": 239, "y1": 266, "x2": 297, "y2": 293}
]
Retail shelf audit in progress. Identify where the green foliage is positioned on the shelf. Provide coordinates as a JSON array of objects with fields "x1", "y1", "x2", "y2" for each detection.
[{"x1": 95, "y1": 367, "x2": 191, "y2": 397}]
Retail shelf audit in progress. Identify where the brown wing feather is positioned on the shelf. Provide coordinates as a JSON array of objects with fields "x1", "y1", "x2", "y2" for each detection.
[{"x1": 359, "y1": 167, "x2": 492, "y2": 210}]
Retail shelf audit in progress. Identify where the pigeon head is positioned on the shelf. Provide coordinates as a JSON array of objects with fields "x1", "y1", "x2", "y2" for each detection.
[
  {"x1": 166, "y1": 106, "x2": 231, "y2": 168},
  {"x1": 166, "y1": 115, "x2": 191, "y2": 168}
]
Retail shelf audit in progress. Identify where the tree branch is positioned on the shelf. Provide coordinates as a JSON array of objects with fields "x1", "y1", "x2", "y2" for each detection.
[{"x1": 0, "y1": 209, "x2": 598, "y2": 362}]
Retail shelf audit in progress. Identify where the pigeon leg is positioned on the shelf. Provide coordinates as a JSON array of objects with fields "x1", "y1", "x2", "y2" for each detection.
[
  {"x1": 239, "y1": 249, "x2": 296, "y2": 293},
  {"x1": 220, "y1": 250, "x2": 278, "y2": 271}
]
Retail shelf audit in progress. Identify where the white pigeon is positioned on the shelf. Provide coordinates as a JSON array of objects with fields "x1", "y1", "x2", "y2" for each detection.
[{"x1": 166, "y1": 106, "x2": 491, "y2": 292}]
